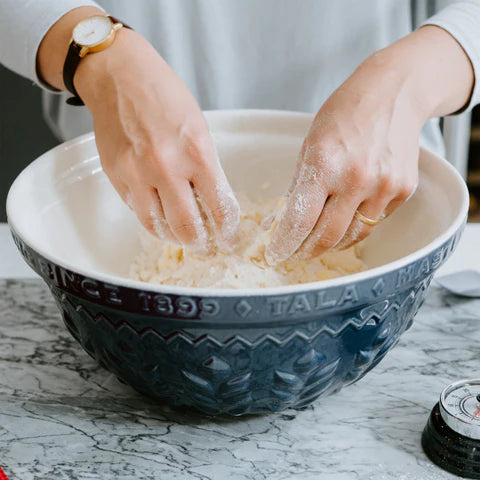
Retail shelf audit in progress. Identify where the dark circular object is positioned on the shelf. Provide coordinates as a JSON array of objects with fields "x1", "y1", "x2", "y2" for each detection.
[{"x1": 422, "y1": 403, "x2": 480, "y2": 479}]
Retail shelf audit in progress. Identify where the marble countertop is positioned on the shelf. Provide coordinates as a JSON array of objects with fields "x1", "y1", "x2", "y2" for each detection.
[{"x1": 1, "y1": 223, "x2": 479, "y2": 480}]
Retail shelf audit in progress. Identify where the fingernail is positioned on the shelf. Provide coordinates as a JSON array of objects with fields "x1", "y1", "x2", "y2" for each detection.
[
  {"x1": 189, "y1": 240, "x2": 210, "y2": 257},
  {"x1": 189, "y1": 221, "x2": 212, "y2": 256},
  {"x1": 261, "y1": 214, "x2": 274, "y2": 231},
  {"x1": 290, "y1": 250, "x2": 310, "y2": 261},
  {"x1": 217, "y1": 204, "x2": 241, "y2": 253},
  {"x1": 217, "y1": 237, "x2": 236, "y2": 254},
  {"x1": 151, "y1": 216, "x2": 166, "y2": 240},
  {"x1": 219, "y1": 222, "x2": 241, "y2": 252},
  {"x1": 150, "y1": 208, "x2": 175, "y2": 243},
  {"x1": 153, "y1": 224, "x2": 164, "y2": 240},
  {"x1": 333, "y1": 239, "x2": 346, "y2": 251},
  {"x1": 126, "y1": 193, "x2": 134, "y2": 211},
  {"x1": 265, "y1": 247, "x2": 282, "y2": 266}
]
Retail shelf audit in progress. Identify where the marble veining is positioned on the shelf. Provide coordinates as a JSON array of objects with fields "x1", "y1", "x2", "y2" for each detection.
[{"x1": 0, "y1": 279, "x2": 477, "y2": 479}]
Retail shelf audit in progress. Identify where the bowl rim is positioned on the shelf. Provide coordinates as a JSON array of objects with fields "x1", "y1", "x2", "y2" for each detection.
[{"x1": 7, "y1": 109, "x2": 469, "y2": 298}]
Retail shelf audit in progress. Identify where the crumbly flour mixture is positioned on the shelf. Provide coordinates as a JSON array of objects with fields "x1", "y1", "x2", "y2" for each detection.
[{"x1": 129, "y1": 195, "x2": 366, "y2": 288}]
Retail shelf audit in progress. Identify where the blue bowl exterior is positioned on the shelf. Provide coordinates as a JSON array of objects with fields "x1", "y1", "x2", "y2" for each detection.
[{"x1": 10, "y1": 225, "x2": 464, "y2": 415}]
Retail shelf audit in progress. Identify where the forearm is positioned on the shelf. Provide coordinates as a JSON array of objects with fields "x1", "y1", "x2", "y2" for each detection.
[
  {"x1": 360, "y1": 25, "x2": 474, "y2": 123},
  {"x1": 37, "y1": 6, "x2": 104, "y2": 91}
]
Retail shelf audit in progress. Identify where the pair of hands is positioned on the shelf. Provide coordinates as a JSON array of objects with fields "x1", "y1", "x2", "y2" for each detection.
[{"x1": 73, "y1": 26, "x2": 467, "y2": 264}]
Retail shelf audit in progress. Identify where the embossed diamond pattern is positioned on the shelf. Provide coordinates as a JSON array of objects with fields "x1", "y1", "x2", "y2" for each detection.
[{"x1": 50, "y1": 276, "x2": 433, "y2": 415}]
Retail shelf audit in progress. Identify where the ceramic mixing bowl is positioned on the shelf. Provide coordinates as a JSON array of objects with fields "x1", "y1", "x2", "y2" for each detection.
[{"x1": 7, "y1": 110, "x2": 468, "y2": 415}]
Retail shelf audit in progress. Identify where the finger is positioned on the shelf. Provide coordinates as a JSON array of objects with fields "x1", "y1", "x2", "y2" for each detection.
[
  {"x1": 128, "y1": 183, "x2": 176, "y2": 242},
  {"x1": 382, "y1": 185, "x2": 415, "y2": 215},
  {"x1": 293, "y1": 194, "x2": 361, "y2": 260},
  {"x1": 159, "y1": 179, "x2": 210, "y2": 255},
  {"x1": 107, "y1": 174, "x2": 131, "y2": 208},
  {"x1": 336, "y1": 178, "x2": 417, "y2": 250},
  {"x1": 335, "y1": 196, "x2": 391, "y2": 251},
  {"x1": 193, "y1": 170, "x2": 240, "y2": 252},
  {"x1": 148, "y1": 189, "x2": 177, "y2": 242},
  {"x1": 286, "y1": 139, "x2": 308, "y2": 195},
  {"x1": 262, "y1": 141, "x2": 312, "y2": 234},
  {"x1": 265, "y1": 182, "x2": 328, "y2": 266},
  {"x1": 261, "y1": 213, "x2": 275, "y2": 231},
  {"x1": 125, "y1": 192, "x2": 134, "y2": 211}
]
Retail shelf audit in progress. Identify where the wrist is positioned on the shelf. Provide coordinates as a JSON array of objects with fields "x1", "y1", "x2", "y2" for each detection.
[
  {"x1": 350, "y1": 49, "x2": 426, "y2": 130},
  {"x1": 364, "y1": 36, "x2": 439, "y2": 124},
  {"x1": 367, "y1": 26, "x2": 474, "y2": 122},
  {"x1": 37, "y1": 6, "x2": 104, "y2": 91},
  {"x1": 74, "y1": 28, "x2": 150, "y2": 109}
]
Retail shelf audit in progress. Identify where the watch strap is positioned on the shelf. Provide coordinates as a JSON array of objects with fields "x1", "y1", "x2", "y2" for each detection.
[
  {"x1": 63, "y1": 15, "x2": 132, "y2": 106},
  {"x1": 109, "y1": 16, "x2": 130, "y2": 29},
  {"x1": 63, "y1": 42, "x2": 84, "y2": 105}
]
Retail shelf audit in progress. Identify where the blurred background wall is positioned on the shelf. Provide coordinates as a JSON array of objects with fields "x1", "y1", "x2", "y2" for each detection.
[{"x1": 0, "y1": 64, "x2": 58, "y2": 222}]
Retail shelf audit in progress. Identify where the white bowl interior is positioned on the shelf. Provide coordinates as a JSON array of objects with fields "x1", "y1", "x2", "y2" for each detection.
[{"x1": 7, "y1": 110, "x2": 468, "y2": 289}]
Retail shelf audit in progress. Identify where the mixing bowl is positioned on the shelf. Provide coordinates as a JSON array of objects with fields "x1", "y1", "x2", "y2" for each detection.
[{"x1": 7, "y1": 110, "x2": 468, "y2": 415}]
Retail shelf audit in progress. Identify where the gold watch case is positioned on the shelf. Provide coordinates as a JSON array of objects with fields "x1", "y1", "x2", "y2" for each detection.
[{"x1": 71, "y1": 15, "x2": 123, "y2": 58}]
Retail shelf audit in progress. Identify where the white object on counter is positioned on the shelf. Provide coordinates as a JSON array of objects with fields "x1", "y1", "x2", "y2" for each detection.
[
  {"x1": 0, "y1": 224, "x2": 35, "y2": 278},
  {"x1": 1, "y1": 222, "x2": 479, "y2": 280},
  {"x1": 436, "y1": 223, "x2": 480, "y2": 276}
]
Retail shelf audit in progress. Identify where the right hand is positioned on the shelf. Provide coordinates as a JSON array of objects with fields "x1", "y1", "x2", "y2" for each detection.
[{"x1": 75, "y1": 28, "x2": 240, "y2": 255}]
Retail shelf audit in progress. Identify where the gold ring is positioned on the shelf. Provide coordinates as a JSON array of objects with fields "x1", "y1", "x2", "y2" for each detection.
[{"x1": 354, "y1": 210, "x2": 385, "y2": 226}]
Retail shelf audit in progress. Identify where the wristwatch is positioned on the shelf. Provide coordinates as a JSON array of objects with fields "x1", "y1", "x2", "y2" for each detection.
[{"x1": 63, "y1": 15, "x2": 131, "y2": 106}]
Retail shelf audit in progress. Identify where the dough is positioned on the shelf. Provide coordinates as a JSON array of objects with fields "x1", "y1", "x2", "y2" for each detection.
[{"x1": 129, "y1": 194, "x2": 366, "y2": 289}]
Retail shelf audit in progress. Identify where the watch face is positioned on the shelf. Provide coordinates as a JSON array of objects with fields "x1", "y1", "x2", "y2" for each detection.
[{"x1": 72, "y1": 16, "x2": 112, "y2": 47}]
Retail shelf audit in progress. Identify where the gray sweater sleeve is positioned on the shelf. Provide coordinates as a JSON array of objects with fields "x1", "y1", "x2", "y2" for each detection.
[
  {"x1": 423, "y1": 0, "x2": 480, "y2": 112},
  {"x1": 0, "y1": 0, "x2": 103, "y2": 90}
]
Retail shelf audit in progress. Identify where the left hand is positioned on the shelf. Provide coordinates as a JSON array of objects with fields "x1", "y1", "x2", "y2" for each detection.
[
  {"x1": 265, "y1": 53, "x2": 422, "y2": 265},
  {"x1": 266, "y1": 24, "x2": 475, "y2": 266}
]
